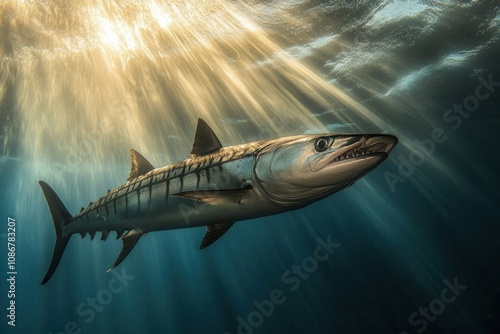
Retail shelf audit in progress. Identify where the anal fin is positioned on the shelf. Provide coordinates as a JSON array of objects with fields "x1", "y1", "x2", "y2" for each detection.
[
  {"x1": 107, "y1": 229, "x2": 144, "y2": 272},
  {"x1": 200, "y1": 222, "x2": 235, "y2": 249}
]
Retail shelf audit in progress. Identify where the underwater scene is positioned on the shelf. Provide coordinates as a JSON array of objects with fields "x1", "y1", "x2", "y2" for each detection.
[{"x1": 1, "y1": 0, "x2": 499, "y2": 333}]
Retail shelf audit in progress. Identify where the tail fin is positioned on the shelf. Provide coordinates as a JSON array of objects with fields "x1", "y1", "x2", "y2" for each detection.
[{"x1": 39, "y1": 181, "x2": 72, "y2": 285}]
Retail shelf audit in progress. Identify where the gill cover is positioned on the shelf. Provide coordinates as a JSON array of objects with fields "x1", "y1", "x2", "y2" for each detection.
[{"x1": 253, "y1": 135, "x2": 340, "y2": 206}]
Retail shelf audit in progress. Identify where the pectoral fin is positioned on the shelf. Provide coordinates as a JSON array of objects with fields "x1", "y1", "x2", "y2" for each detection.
[
  {"x1": 200, "y1": 222, "x2": 235, "y2": 249},
  {"x1": 107, "y1": 229, "x2": 144, "y2": 272},
  {"x1": 176, "y1": 187, "x2": 252, "y2": 205}
]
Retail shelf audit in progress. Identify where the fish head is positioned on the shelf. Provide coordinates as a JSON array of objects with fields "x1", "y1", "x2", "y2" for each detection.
[{"x1": 254, "y1": 134, "x2": 397, "y2": 206}]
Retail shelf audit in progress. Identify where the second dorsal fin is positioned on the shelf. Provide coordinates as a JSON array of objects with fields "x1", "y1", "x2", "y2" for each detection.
[
  {"x1": 127, "y1": 149, "x2": 155, "y2": 182},
  {"x1": 190, "y1": 118, "x2": 223, "y2": 157}
]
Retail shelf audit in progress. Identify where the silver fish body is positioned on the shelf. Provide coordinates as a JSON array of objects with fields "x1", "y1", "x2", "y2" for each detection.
[{"x1": 39, "y1": 119, "x2": 397, "y2": 285}]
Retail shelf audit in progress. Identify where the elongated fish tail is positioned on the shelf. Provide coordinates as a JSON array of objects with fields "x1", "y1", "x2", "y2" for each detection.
[{"x1": 39, "y1": 181, "x2": 72, "y2": 285}]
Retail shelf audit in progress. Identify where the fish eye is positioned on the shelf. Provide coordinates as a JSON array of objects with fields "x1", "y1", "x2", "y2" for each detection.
[{"x1": 314, "y1": 137, "x2": 330, "y2": 152}]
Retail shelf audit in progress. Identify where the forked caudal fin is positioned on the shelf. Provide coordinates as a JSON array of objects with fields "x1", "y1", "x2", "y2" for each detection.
[{"x1": 39, "y1": 181, "x2": 72, "y2": 285}]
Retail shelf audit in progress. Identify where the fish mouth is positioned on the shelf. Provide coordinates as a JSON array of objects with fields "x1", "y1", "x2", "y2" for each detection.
[{"x1": 326, "y1": 135, "x2": 398, "y2": 166}]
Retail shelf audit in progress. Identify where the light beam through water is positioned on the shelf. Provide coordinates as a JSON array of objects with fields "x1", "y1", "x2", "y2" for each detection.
[{"x1": 0, "y1": 0, "x2": 394, "y2": 216}]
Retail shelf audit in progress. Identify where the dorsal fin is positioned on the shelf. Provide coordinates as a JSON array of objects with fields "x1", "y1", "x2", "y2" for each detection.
[
  {"x1": 190, "y1": 118, "x2": 223, "y2": 156},
  {"x1": 107, "y1": 229, "x2": 144, "y2": 272},
  {"x1": 128, "y1": 149, "x2": 155, "y2": 182},
  {"x1": 199, "y1": 222, "x2": 235, "y2": 249}
]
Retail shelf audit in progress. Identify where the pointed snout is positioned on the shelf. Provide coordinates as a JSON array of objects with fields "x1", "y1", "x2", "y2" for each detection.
[
  {"x1": 336, "y1": 134, "x2": 398, "y2": 151},
  {"x1": 312, "y1": 134, "x2": 398, "y2": 172},
  {"x1": 358, "y1": 134, "x2": 398, "y2": 154}
]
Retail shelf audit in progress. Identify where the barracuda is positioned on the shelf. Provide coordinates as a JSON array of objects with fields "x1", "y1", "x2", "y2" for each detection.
[{"x1": 39, "y1": 118, "x2": 397, "y2": 285}]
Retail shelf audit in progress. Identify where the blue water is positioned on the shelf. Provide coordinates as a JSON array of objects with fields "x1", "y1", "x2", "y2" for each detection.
[{"x1": 1, "y1": 1, "x2": 500, "y2": 333}]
